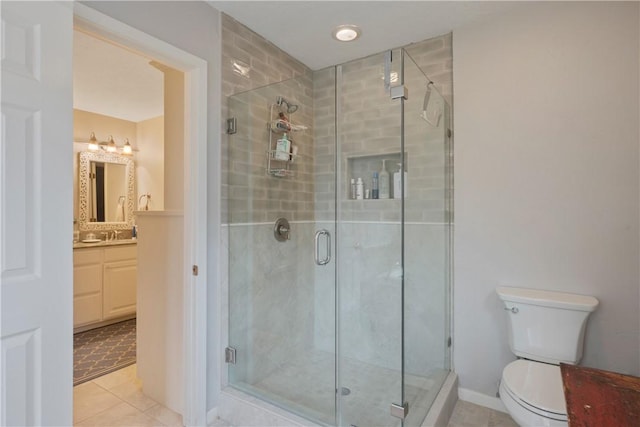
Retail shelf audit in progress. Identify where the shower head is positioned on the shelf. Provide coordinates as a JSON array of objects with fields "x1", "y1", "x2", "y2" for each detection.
[
  {"x1": 276, "y1": 96, "x2": 299, "y2": 114},
  {"x1": 422, "y1": 81, "x2": 434, "y2": 112},
  {"x1": 421, "y1": 81, "x2": 442, "y2": 127}
]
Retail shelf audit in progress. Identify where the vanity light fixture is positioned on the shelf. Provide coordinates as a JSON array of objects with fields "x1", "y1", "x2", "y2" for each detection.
[
  {"x1": 88, "y1": 132, "x2": 99, "y2": 151},
  {"x1": 332, "y1": 24, "x2": 361, "y2": 42},
  {"x1": 122, "y1": 138, "x2": 132, "y2": 155},
  {"x1": 86, "y1": 132, "x2": 136, "y2": 155}
]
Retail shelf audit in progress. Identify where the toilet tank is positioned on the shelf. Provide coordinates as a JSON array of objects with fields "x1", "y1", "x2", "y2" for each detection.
[{"x1": 496, "y1": 286, "x2": 598, "y2": 365}]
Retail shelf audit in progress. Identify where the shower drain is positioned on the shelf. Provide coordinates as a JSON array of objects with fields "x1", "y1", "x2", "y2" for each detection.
[{"x1": 340, "y1": 387, "x2": 351, "y2": 396}]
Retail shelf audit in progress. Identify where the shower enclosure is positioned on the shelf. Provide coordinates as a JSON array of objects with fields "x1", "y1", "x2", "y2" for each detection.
[{"x1": 225, "y1": 48, "x2": 452, "y2": 427}]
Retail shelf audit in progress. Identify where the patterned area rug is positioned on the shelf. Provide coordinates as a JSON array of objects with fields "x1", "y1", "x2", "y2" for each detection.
[{"x1": 74, "y1": 319, "x2": 137, "y2": 386}]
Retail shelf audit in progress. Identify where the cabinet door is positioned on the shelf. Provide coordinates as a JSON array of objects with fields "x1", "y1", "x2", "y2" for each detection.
[
  {"x1": 73, "y1": 260, "x2": 103, "y2": 327},
  {"x1": 103, "y1": 260, "x2": 137, "y2": 320}
]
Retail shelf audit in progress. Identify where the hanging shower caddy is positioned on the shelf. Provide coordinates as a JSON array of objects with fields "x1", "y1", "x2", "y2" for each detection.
[{"x1": 266, "y1": 96, "x2": 308, "y2": 177}]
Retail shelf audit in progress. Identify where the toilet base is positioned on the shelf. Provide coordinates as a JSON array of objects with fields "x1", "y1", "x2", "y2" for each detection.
[{"x1": 499, "y1": 381, "x2": 567, "y2": 427}]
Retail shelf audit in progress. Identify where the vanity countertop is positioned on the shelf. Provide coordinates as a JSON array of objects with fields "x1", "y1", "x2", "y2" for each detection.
[{"x1": 73, "y1": 239, "x2": 137, "y2": 249}]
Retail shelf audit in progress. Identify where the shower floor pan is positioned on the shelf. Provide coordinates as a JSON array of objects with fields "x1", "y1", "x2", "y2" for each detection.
[{"x1": 223, "y1": 350, "x2": 450, "y2": 426}]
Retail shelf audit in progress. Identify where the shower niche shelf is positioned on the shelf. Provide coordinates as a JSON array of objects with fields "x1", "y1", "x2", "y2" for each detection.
[
  {"x1": 266, "y1": 100, "x2": 309, "y2": 178},
  {"x1": 346, "y1": 151, "x2": 407, "y2": 199}
]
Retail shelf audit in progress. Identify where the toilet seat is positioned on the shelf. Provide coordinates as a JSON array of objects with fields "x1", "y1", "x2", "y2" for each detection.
[{"x1": 501, "y1": 359, "x2": 567, "y2": 422}]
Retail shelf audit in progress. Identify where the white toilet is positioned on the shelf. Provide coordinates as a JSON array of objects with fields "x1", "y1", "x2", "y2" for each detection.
[{"x1": 496, "y1": 286, "x2": 599, "y2": 426}]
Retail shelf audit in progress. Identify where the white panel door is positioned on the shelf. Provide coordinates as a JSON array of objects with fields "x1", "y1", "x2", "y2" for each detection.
[{"x1": 1, "y1": 2, "x2": 73, "y2": 425}]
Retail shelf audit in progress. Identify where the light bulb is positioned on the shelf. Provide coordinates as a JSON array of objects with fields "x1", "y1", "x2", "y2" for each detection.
[
  {"x1": 332, "y1": 25, "x2": 361, "y2": 42},
  {"x1": 123, "y1": 138, "x2": 132, "y2": 155},
  {"x1": 88, "y1": 132, "x2": 99, "y2": 151},
  {"x1": 107, "y1": 135, "x2": 117, "y2": 153}
]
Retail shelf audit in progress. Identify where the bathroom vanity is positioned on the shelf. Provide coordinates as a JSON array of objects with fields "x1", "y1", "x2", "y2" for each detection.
[{"x1": 73, "y1": 240, "x2": 137, "y2": 331}]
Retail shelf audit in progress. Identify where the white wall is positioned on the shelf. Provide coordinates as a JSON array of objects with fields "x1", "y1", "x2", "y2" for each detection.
[
  {"x1": 83, "y1": 0, "x2": 222, "y2": 411},
  {"x1": 136, "y1": 115, "x2": 165, "y2": 210},
  {"x1": 453, "y1": 1, "x2": 640, "y2": 398}
]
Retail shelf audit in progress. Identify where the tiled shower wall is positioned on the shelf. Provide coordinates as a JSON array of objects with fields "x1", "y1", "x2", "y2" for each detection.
[
  {"x1": 313, "y1": 34, "x2": 453, "y2": 224},
  {"x1": 221, "y1": 14, "x2": 314, "y2": 224}
]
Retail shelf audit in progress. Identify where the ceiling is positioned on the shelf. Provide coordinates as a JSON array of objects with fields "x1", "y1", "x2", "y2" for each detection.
[
  {"x1": 209, "y1": 1, "x2": 519, "y2": 70},
  {"x1": 73, "y1": 30, "x2": 164, "y2": 122},
  {"x1": 73, "y1": 2, "x2": 518, "y2": 121}
]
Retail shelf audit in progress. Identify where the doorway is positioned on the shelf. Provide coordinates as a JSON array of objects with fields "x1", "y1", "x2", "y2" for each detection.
[
  {"x1": 72, "y1": 4, "x2": 209, "y2": 425},
  {"x1": 71, "y1": 24, "x2": 164, "y2": 384}
]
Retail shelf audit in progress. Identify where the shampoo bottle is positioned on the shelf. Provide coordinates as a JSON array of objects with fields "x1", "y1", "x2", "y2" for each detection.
[
  {"x1": 379, "y1": 160, "x2": 390, "y2": 199},
  {"x1": 275, "y1": 133, "x2": 290, "y2": 161},
  {"x1": 372, "y1": 172, "x2": 379, "y2": 199},
  {"x1": 393, "y1": 163, "x2": 408, "y2": 199},
  {"x1": 356, "y1": 177, "x2": 364, "y2": 200}
]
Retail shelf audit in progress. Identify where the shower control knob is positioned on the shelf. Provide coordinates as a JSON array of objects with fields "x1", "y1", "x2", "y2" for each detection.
[{"x1": 273, "y1": 217, "x2": 291, "y2": 242}]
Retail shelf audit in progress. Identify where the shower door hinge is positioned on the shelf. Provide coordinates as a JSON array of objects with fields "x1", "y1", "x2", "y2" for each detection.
[
  {"x1": 447, "y1": 128, "x2": 452, "y2": 138},
  {"x1": 390, "y1": 402, "x2": 409, "y2": 419},
  {"x1": 390, "y1": 85, "x2": 408, "y2": 100},
  {"x1": 192, "y1": 265, "x2": 198, "y2": 276},
  {"x1": 448, "y1": 336, "x2": 452, "y2": 348},
  {"x1": 225, "y1": 346, "x2": 236, "y2": 364},
  {"x1": 226, "y1": 117, "x2": 237, "y2": 134}
]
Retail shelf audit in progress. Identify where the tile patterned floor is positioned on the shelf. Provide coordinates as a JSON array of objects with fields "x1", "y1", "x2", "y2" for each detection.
[
  {"x1": 74, "y1": 319, "x2": 137, "y2": 385},
  {"x1": 73, "y1": 364, "x2": 182, "y2": 426},
  {"x1": 447, "y1": 400, "x2": 518, "y2": 427}
]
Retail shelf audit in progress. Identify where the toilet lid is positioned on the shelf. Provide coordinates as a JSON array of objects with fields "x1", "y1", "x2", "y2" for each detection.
[{"x1": 502, "y1": 360, "x2": 567, "y2": 416}]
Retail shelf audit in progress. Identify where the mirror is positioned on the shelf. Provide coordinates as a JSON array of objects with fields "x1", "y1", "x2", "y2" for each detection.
[{"x1": 78, "y1": 151, "x2": 134, "y2": 231}]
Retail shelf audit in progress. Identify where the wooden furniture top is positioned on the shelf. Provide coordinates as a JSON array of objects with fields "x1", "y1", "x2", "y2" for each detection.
[{"x1": 561, "y1": 363, "x2": 640, "y2": 426}]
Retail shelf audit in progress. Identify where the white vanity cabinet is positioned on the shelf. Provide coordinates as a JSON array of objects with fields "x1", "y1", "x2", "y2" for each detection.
[
  {"x1": 103, "y1": 245, "x2": 138, "y2": 320},
  {"x1": 73, "y1": 249, "x2": 103, "y2": 326},
  {"x1": 73, "y1": 243, "x2": 137, "y2": 330}
]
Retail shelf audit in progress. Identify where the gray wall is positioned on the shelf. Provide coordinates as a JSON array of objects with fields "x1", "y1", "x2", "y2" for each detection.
[{"x1": 453, "y1": 1, "x2": 640, "y2": 398}]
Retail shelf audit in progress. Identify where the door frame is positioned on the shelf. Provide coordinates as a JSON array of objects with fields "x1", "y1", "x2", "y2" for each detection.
[{"x1": 73, "y1": 4, "x2": 208, "y2": 425}]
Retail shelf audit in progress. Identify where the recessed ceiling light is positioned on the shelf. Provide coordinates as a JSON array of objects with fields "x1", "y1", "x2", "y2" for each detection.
[{"x1": 332, "y1": 25, "x2": 361, "y2": 42}]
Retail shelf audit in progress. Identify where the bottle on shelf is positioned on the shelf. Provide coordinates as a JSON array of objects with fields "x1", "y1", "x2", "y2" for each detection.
[
  {"x1": 275, "y1": 133, "x2": 290, "y2": 161},
  {"x1": 350, "y1": 178, "x2": 356, "y2": 199},
  {"x1": 372, "y1": 172, "x2": 379, "y2": 199},
  {"x1": 379, "y1": 160, "x2": 390, "y2": 199},
  {"x1": 393, "y1": 163, "x2": 408, "y2": 199},
  {"x1": 356, "y1": 177, "x2": 364, "y2": 200}
]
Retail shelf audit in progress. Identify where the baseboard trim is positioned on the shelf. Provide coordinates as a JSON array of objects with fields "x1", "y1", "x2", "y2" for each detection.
[
  {"x1": 206, "y1": 407, "x2": 218, "y2": 425},
  {"x1": 458, "y1": 387, "x2": 508, "y2": 413}
]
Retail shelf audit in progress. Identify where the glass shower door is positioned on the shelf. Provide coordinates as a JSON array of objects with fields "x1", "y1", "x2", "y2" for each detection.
[
  {"x1": 226, "y1": 76, "x2": 337, "y2": 425},
  {"x1": 335, "y1": 50, "x2": 405, "y2": 427},
  {"x1": 401, "y1": 49, "x2": 452, "y2": 427}
]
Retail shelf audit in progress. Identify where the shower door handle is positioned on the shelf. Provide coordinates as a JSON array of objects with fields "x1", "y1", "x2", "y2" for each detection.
[{"x1": 314, "y1": 229, "x2": 331, "y2": 266}]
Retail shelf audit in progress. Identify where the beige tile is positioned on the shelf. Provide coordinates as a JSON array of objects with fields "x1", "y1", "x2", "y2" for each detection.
[
  {"x1": 145, "y1": 404, "x2": 183, "y2": 427},
  {"x1": 93, "y1": 364, "x2": 138, "y2": 390},
  {"x1": 109, "y1": 379, "x2": 158, "y2": 411},
  {"x1": 447, "y1": 401, "x2": 517, "y2": 427},
  {"x1": 76, "y1": 401, "x2": 163, "y2": 427},
  {"x1": 447, "y1": 401, "x2": 491, "y2": 427},
  {"x1": 73, "y1": 382, "x2": 122, "y2": 423},
  {"x1": 488, "y1": 409, "x2": 519, "y2": 427}
]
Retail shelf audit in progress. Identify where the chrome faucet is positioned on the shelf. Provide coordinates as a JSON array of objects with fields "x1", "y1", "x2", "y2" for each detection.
[{"x1": 112, "y1": 230, "x2": 121, "y2": 241}]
